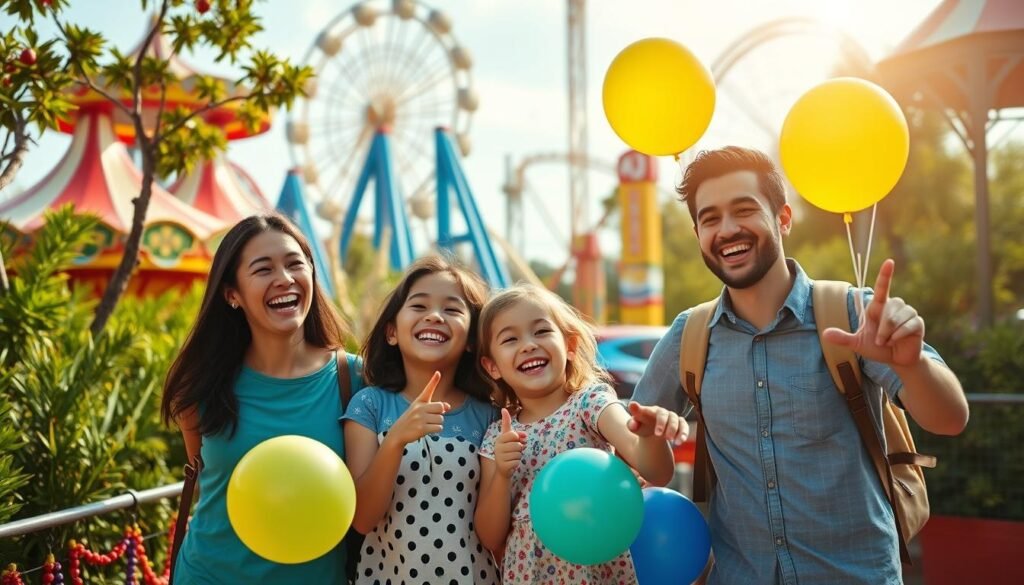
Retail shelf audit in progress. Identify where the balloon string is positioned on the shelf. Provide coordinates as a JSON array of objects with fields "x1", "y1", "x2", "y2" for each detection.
[
  {"x1": 845, "y1": 216, "x2": 865, "y2": 322},
  {"x1": 844, "y1": 217, "x2": 861, "y2": 286},
  {"x1": 864, "y1": 203, "x2": 878, "y2": 290}
]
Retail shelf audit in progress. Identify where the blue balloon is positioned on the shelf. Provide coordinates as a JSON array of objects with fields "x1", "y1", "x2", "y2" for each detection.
[
  {"x1": 530, "y1": 448, "x2": 644, "y2": 565},
  {"x1": 630, "y1": 487, "x2": 711, "y2": 584}
]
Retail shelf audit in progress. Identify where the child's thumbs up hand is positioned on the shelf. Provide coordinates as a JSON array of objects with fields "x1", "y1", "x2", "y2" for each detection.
[{"x1": 494, "y1": 408, "x2": 526, "y2": 478}]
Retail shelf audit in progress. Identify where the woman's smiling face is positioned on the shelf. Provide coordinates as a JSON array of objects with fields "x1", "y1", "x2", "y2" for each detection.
[{"x1": 226, "y1": 230, "x2": 314, "y2": 338}]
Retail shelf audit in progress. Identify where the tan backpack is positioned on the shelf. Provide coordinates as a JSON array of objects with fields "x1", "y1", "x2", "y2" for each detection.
[{"x1": 678, "y1": 280, "x2": 936, "y2": 564}]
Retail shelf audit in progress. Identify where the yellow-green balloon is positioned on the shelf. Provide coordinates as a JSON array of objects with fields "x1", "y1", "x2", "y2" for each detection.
[
  {"x1": 602, "y1": 38, "x2": 716, "y2": 156},
  {"x1": 780, "y1": 77, "x2": 909, "y2": 214},
  {"x1": 227, "y1": 435, "x2": 356, "y2": 564}
]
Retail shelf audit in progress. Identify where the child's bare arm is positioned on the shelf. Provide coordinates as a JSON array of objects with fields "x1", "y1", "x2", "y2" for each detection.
[
  {"x1": 475, "y1": 409, "x2": 524, "y2": 552},
  {"x1": 475, "y1": 457, "x2": 514, "y2": 553},
  {"x1": 598, "y1": 403, "x2": 679, "y2": 486},
  {"x1": 344, "y1": 421, "x2": 405, "y2": 534}
]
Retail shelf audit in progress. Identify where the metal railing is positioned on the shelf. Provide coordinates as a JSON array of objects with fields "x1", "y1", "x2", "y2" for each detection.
[{"x1": 0, "y1": 482, "x2": 183, "y2": 540}]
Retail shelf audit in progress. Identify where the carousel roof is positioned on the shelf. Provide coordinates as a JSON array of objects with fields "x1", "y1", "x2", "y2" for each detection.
[
  {"x1": 878, "y1": 0, "x2": 1024, "y2": 112},
  {"x1": 58, "y1": 23, "x2": 271, "y2": 142},
  {"x1": 170, "y1": 153, "x2": 271, "y2": 224},
  {"x1": 0, "y1": 111, "x2": 226, "y2": 240},
  {"x1": 889, "y1": 0, "x2": 1024, "y2": 57}
]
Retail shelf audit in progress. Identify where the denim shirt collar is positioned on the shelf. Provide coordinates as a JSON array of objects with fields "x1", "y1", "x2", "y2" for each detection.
[{"x1": 708, "y1": 258, "x2": 812, "y2": 329}]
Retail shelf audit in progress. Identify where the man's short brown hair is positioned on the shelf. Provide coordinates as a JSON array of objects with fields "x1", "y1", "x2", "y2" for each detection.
[{"x1": 677, "y1": 146, "x2": 786, "y2": 224}]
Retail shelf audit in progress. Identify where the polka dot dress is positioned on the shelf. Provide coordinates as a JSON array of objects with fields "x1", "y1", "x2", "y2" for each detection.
[
  {"x1": 343, "y1": 387, "x2": 501, "y2": 585},
  {"x1": 479, "y1": 384, "x2": 639, "y2": 585}
]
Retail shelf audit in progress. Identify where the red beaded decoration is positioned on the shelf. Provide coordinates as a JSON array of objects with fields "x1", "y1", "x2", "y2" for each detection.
[
  {"x1": 0, "y1": 519, "x2": 179, "y2": 585},
  {"x1": 65, "y1": 523, "x2": 174, "y2": 585},
  {"x1": 40, "y1": 553, "x2": 64, "y2": 585},
  {"x1": 130, "y1": 525, "x2": 171, "y2": 585},
  {"x1": 1, "y1": 563, "x2": 25, "y2": 585},
  {"x1": 67, "y1": 526, "x2": 133, "y2": 585}
]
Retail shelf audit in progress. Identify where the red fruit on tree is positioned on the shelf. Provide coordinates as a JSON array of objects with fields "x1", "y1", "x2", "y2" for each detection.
[
  {"x1": 4, "y1": 63, "x2": 15, "y2": 73},
  {"x1": 19, "y1": 48, "x2": 36, "y2": 66},
  {"x1": 196, "y1": 0, "x2": 210, "y2": 14},
  {"x1": 2, "y1": 76, "x2": 11, "y2": 87}
]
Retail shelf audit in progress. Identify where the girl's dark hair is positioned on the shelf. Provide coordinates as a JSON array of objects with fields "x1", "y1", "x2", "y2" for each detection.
[
  {"x1": 361, "y1": 255, "x2": 491, "y2": 401},
  {"x1": 161, "y1": 212, "x2": 348, "y2": 437}
]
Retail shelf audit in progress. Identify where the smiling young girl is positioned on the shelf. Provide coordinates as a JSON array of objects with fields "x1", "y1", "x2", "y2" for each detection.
[
  {"x1": 475, "y1": 284, "x2": 687, "y2": 585},
  {"x1": 342, "y1": 256, "x2": 501, "y2": 584},
  {"x1": 162, "y1": 213, "x2": 362, "y2": 583}
]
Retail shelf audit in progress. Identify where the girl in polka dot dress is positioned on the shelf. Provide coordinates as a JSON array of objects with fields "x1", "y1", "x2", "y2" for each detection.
[
  {"x1": 342, "y1": 257, "x2": 501, "y2": 585},
  {"x1": 475, "y1": 285, "x2": 689, "y2": 585}
]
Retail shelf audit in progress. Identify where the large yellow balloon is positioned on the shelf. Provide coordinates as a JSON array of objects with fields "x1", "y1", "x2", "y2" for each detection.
[
  {"x1": 227, "y1": 435, "x2": 356, "y2": 564},
  {"x1": 780, "y1": 78, "x2": 909, "y2": 214},
  {"x1": 602, "y1": 38, "x2": 715, "y2": 156}
]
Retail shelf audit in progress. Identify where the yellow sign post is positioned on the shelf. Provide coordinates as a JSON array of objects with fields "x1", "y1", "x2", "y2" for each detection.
[{"x1": 617, "y1": 150, "x2": 663, "y2": 325}]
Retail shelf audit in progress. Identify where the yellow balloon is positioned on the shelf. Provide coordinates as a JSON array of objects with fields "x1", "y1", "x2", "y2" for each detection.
[
  {"x1": 227, "y1": 435, "x2": 356, "y2": 564},
  {"x1": 602, "y1": 38, "x2": 715, "y2": 156},
  {"x1": 780, "y1": 78, "x2": 909, "y2": 214}
]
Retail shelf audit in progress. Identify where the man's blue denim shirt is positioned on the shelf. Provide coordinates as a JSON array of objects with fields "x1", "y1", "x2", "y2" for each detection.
[{"x1": 633, "y1": 260, "x2": 945, "y2": 585}]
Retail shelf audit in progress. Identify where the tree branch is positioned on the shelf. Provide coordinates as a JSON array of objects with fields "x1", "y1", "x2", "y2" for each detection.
[
  {"x1": 68, "y1": 79, "x2": 134, "y2": 118},
  {"x1": 0, "y1": 110, "x2": 30, "y2": 194},
  {"x1": 129, "y1": 0, "x2": 170, "y2": 155},
  {"x1": 132, "y1": 0, "x2": 170, "y2": 115},
  {"x1": 160, "y1": 92, "x2": 271, "y2": 138},
  {"x1": 151, "y1": 25, "x2": 179, "y2": 146},
  {"x1": 51, "y1": 15, "x2": 135, "y2": 119}
]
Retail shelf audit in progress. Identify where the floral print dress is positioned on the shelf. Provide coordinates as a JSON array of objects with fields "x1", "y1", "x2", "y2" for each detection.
[{"x1": 479, "y1": 384, "x2": 638, "y2": 585}]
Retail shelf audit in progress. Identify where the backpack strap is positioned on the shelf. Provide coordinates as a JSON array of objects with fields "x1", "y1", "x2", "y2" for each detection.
[
  {"x1": 812, "y1": 280, "x2": 916, "y2": 563},
  {"x1": 679, "y1": 298, "x2": 719, "y2": 503},
  {"x1": 337, "y1": 351, "x2": 353, "y2": 410}
]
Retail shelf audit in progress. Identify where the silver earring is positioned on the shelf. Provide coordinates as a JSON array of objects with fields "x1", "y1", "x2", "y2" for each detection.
[{"x1": 231, "y1": 302, "x2": 238, "y2": 309}]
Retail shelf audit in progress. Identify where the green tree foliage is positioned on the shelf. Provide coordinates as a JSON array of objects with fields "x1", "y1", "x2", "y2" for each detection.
[
  {"x1": 0, "y1": 0, "x2": 313, "y2": 336},
  {"x1": 0, "y1": 207, "x2": 201, "y2": 573},
  {"x1": 916, "y1": 322, "x2": 1024, "y2": 520},
  {"x1": 0, "y1": 393, "x2": 29, "y2": 526}
]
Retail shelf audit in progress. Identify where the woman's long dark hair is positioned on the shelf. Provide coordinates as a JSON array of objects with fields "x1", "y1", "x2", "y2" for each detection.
[
  {"x1": 161, "y1": 213, "x2": 348, "y2": 437},
  {"x1": 361, "y1": 255, "x2": 492, "y2": 401}
]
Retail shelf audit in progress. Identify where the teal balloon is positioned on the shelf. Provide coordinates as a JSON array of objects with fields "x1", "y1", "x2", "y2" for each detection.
[{"x1": 529, "y1": 448, "x2": 644, "y2": 565}]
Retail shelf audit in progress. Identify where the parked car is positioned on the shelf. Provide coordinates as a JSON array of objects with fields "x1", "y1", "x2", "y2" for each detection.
[
  {"x1": 596, "y1": 325, "x2": 696, "y2": 475},
  {"x1": 595, "y1": 325, "x2": 668, "y2": 399}
]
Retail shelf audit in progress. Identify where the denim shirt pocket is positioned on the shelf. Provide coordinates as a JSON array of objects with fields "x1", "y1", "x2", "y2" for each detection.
[{"x1": 788, "y1": 370, "x2": 844, "y2": 441}]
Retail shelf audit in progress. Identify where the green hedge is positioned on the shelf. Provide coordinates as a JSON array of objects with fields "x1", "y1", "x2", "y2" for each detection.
[{"x1": 917, "y1": 323, "x2": 1024, "y2": 521}]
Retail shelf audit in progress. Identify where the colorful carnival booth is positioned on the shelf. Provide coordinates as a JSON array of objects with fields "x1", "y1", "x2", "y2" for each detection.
[{"x1": 0, "y1": 26, "x2": 272, "y2": 297}]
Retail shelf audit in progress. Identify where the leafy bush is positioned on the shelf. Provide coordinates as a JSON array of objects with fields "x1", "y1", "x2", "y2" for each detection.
[
  {"x1": 916, "y1": 322, "x2": 1024, "y2": 520},
  {"x1": 0, "y1": 207, "x2": 200, "y2": 575}
]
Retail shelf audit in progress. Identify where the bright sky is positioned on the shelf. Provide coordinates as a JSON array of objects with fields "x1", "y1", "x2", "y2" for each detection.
[{"x1": 3, "y1": 0, "x2": 944, "y2": 265}]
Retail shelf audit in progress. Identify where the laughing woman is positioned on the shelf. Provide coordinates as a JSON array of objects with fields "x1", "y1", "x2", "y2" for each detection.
[{"x1": 161, "y1": 213, "x2": 362, "y2": 584}]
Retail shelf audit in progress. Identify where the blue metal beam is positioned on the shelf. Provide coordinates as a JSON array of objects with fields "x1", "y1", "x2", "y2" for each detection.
[
  {"x1": 339, "y1": 131, "x2": 415, "y2": 271},
  {"x1": 435, "y1": 128, "x2": 511, "y2": 288},
  {"x1": 276, "y1": 170, "x2": 336, "y2": 298}
]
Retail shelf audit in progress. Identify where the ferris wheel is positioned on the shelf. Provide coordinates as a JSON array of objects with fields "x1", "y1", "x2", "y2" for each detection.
[{"x1": 286, "y1": 0, "x2": 477, "y2": 223}]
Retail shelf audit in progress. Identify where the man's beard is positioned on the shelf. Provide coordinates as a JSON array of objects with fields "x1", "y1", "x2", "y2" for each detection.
[{"x1": 701, "y1": 231, "x2": 781, "y2": 289}]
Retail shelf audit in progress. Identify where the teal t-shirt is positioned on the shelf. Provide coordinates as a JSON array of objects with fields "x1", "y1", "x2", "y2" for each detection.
[{"x1": 173, "y1": 352, "x2": 362, "y2": 584}]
